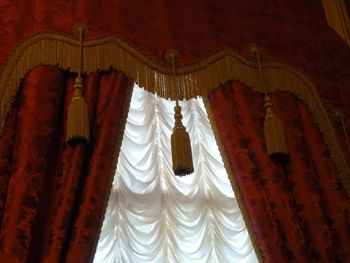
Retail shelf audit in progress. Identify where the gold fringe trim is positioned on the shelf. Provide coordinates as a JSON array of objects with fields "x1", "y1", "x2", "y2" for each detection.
[
  {"x1": 203, "y1": 96, "x2": 263, "y2": 262},
  {"x1": 0, "y1": 32, "x2": 349, "y2": 198}
]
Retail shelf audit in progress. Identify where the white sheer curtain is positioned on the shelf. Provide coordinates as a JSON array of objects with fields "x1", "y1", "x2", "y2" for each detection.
[{"x1": 93, "y1": 84, "x2": 258, "y2": 263}]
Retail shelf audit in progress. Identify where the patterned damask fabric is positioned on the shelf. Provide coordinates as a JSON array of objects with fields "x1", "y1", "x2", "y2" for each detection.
[
  {"x1": 0, "y1": 66, "x2": 129, "y2": 263},
  {"x1": 208, "y1": 81, "x2": 350, "y2": 263}
]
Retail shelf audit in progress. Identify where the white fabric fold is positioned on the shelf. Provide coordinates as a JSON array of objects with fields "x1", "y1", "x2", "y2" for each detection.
[{"x1": 93, "y1": 85, "x2": 258, "y2": 263}]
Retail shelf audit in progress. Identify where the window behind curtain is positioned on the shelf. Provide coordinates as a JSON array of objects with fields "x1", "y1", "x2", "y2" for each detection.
[{"x1": 93, "y1": 84, "x2": 258, "y2": 263}]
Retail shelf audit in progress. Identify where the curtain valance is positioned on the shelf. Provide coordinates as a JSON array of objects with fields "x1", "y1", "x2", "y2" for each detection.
[{"x1": 0, "y1": 31, "x2": 349, "y2": 198}]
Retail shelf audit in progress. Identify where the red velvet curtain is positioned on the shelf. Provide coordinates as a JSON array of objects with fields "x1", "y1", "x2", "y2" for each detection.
[
  {"x1": 0, "y1": 66, "x2": 130, "y2": 263},
  {"x1": 208, "y1": 82, "x2": 350, "y2": 263}
]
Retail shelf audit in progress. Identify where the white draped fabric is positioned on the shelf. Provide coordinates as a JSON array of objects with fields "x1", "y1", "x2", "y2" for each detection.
[{"x1": 93, "y1": 85, "x2": 258, "y2": 263}]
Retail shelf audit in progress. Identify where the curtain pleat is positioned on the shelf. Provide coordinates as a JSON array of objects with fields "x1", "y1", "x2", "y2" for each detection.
[
  {"x1": 207, "y1": 81, "x2": 350, "y2": 263},
  {"x1": 0, "y1": 66, "x2": 130, "y2": 263},
  {"x1": 94, "y1": 85, "x2": 258, "y2": 263}
]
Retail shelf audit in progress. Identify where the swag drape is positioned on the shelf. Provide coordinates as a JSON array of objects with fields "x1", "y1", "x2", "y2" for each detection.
[
  {"x1": 0, "y1": 66, "x2": 130, "y2": 263},
  {"x1": 207, "y1": 81, "x2": 350, "y2": 263}
]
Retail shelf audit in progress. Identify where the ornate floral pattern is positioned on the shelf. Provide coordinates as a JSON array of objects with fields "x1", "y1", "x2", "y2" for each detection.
[{"x1": 0, "y1": 66, "x2": 130, "y2": 263}]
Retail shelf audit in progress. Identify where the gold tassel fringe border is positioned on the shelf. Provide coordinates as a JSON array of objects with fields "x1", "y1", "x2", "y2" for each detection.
[{"x1": 0, "y1": 32, "x2": 349, "y2": 197}]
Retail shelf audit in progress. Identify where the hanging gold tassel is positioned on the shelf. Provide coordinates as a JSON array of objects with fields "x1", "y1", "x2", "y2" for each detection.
[
  {"x1": 165, "y1": 49, "x2": 194, "y2": 176},
  {"x1": 66, "y1": 76, "x2": 90, "y2": 145},
  {"x1": 171, "y1": 104, "x2": 194, "y2": 176},
  {"x1": 263, "y1": 95, "x2": 289, "y2": 162},
  {"x1": 250, "y1": 44, "x2": 289, "y2": 163},
  {"x1": 66, "y1": 24, "x2": 90, "y2": 146}
]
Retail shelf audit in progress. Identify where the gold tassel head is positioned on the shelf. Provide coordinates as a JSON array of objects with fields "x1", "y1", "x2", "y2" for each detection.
[
  {"x1": 66, "y1": 76, "x2": 90, "y2": 146},
  {"x1": 263, "y1": 95, "x2": 289, "y2": 163},
  {"x1": 171, "y1": 105, "x2": 194, "y2": 176}
]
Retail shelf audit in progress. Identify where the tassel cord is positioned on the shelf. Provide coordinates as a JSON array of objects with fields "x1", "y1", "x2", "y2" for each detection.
[
  {"x1": 255, "y1": 47, "x2": 268, "y2": 96},
  {"x1": 255, "y1": 46, "x2": 274, "y2": 120},
  {"x1": 78, "y1": 27, "x2": 83, "y2": 78},
  {"x1": 170, "y1": 54, "x2": 180, "y2": 106}
]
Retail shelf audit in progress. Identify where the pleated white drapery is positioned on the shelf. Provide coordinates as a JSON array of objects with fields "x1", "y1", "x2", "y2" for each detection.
[{"x1": 93, "y1": 85, "x2": 258, "y2": 263}]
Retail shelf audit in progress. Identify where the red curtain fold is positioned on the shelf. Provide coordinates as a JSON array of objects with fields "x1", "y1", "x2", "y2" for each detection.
[
  {"x1": 0, "y1": 66, "x2": 130, "y2": 263},
  {"x1": 208, "y1": 81, "x2": 350, "y2": 263}
]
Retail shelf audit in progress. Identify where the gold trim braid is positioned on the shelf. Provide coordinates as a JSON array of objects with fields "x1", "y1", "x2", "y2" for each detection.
[{"x1": 0, "y1": 31, "x2": 349, "y2": 197}]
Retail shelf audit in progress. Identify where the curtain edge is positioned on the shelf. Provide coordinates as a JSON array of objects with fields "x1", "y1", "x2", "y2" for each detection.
[
  {"x1": 202, "y1": 95, "x2": 263, "y2": 263},
  {"x1": 89, "y1": 77, "x2": 134, "y2": 263}
]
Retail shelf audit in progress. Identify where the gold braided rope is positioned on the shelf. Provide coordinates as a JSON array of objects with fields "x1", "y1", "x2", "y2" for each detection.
[{"x1": 0, "y1": 31, "x2": 349, "y2": 198}]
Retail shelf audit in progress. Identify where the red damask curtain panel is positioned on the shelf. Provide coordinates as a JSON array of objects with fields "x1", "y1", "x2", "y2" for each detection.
[
  {"x1": 207, "y1": 81, "x2": 350, "y2": 263},
  {"x1": 0, "y1": 66, "x2": 130, "y2": 263}
]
